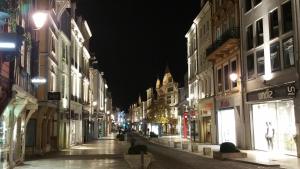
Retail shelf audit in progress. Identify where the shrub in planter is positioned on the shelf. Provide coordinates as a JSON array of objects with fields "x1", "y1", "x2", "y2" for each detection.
[
  {"x1": 150, "y1": 132, "x2": 158, "y2": 138},
  {"x1": 128, "y1": 145, "x2": 148, "y2": 154},
  {"x1": 116, "y1": 134, "x2": 125, "y2": 141},
  {"x1": 220, "y1": 142, "x2": 240, "y2": 153}
]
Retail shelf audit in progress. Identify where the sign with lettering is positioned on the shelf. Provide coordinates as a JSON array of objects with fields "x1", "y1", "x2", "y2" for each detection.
[{"x1": 247, "y1": 83, "x2": 296, "y2": 102}]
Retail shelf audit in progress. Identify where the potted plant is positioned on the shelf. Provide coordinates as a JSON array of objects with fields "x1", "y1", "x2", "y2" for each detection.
[
  {"x1": 124, "y1": 139, "x2": 152, "y2": 169},
  {"x1": 213, "y1": 142, "x2": 247, "y2": 160}
]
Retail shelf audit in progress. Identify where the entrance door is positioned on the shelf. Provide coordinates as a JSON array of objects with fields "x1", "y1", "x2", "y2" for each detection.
[
  {"x1": 252, "y1": 100, "x2": 296, "y2": 155},
  {"x1": 218, "y1": 109, "x2": 236, "y2": 145}
]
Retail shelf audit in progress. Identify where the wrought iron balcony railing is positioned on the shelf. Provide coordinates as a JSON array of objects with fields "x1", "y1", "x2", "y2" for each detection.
[{"x1": 206, "y1": 27, "x2": 240, "y2": 57}]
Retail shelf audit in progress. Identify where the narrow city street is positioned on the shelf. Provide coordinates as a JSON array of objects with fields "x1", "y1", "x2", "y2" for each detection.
[
  {"x1": 130, "y1": 134, "x2": 283, "y2": 169},
  {"x1": 15, "y1": 134, "x2": 130, "y2": 169}
]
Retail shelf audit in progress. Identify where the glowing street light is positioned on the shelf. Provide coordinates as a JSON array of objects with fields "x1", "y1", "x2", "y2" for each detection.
[
  {"x1": 31, "y1": 77, "x2": 47, "y2": 84},
  {"x1": 229, "y1": 73, "x2": 238, "y2": 82},
  {"x1": 0, "y1": 42, "x2": 16, "y2": 49},
  {"x1": 32, "y1": 11, "x2": 48, "y2": 30},
  {"x1": 92, "y1": 101, "x2": 97, "y2": 106}
]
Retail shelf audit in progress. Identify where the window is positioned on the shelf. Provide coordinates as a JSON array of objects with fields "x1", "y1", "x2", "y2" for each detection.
[
  {"x1": 217, "y1": 68, "x2": 222, "y2": 92},
  {"x1": 216, "y1": 27, "x2": 221, "y2": 40},
  {"x1": 256, "y1": 50, "x2": 264, "y2": 75},
  {"x1": 224, "y1": 65, "x2": 229, "y2": 90},
  {"x1": 247, "y1": 25, "x2": 253, "y2": 50},
  {"x1": 51, "y1": 37, "x2": 56, "y2": 53},
  {"x1": 245, "y1": 0, "x2": 252, "y2": 12},
  {"x1": 253, "y1": 0, "x2": 262, "y2": 6},
  {"x1": 269, "y1": 9, "x2": 279, "y2": 39},
  {"x1": 282, "y1": 1, "x2": 293, "y2": 33},
  {"x1": 256, "y1": 19, "x2": 264, "y2": 46},
  {"x1": 247, "y1": 54, "x2": 255, "y2": 79},
  {"x1": 270, "y1": 42, "x2": 280, "y2": 71},
  {"x1": 231, "y1": 60, "x2": 237, "y2": 88},
  {"x1": 283, "y1": 37, "x2": 294, "y2": 68}
]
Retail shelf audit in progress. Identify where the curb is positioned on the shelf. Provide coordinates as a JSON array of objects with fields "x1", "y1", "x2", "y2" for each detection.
[{"x1": 136, "y1": 134, "x2": 282, "y2": 168}]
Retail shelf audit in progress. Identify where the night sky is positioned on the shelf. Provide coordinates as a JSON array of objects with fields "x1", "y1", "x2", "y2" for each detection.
[{"x1": 77, "y1": 0, "x2": 200, "y2": 110}]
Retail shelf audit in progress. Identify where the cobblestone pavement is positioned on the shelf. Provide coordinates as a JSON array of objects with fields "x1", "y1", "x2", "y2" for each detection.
[
  {"x1": 15, "y1": 136, "x2": 130, "y2": 169},
  {"x1": 131, "y1": 135, "x2": 283, "y2": 169}
]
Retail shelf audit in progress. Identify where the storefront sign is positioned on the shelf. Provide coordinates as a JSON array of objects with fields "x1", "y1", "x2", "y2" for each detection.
[
  {"x1": 247, "y1": 83, "x2": 296, "y2": 102},
  {"x1": 220, "y1": 99, "x2": 230, "y2": 108}
]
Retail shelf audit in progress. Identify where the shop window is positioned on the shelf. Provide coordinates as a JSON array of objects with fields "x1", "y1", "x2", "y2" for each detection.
[
  {"x1": 217, "y1": 68, "x2": 223, "y2": 92},
  {"x1": 247, "y1": 25, "x2": 253, "y2": 50},
  {"x1": 282, "y1": 1, "x2": 293, "y2": 34},
  {"x1": 256, "y1": 50, "x2": 265, "y2": 75},
  {"x1": 224, "y1": 65, "x2": 229, "y2": 91},
  {"x1": 283, "y1": 37, "x2": 294, "y2": 68},
  {"x1": 270, "y1": 42, "x2": 281, "y2": 72},
  {"x1": 256, "y1": 19, "x2": 264, "y2": 46},
  {"x1": 231, "y1": 60, "x2": 237, "y2": 88},
  {"x1": 253, "y1": 0, "x2": 262, "y2": 6},
  {"x1": 245, "y1": 0, "x2": 252, "y2": 12},
  {"x1": 247, "y1": 53, "x2": 255, "y2": 79},
  {"x1": 269, "y1": 9, "x2": 279, "y2": 39}
]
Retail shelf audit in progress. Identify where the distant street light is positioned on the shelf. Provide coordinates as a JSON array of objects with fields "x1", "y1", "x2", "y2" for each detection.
[
  {"x1": 32, "y1": 11, "x2": 48, "y2": 30},
  {"x1": 0, "y1": 42, "x2": 16, "y2": 49},
  {"x1": 31, "y1": 77, "x2": 47, "y2": 84},
  {"x1": 93, "y1": 101, "x2": 97, "y2": 106}
]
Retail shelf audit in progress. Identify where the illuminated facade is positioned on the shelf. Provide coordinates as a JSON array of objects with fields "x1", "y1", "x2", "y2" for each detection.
[
  {"x1": 89, "y1": 68, "x2": 106, "y2": 139},
  {"x1": 241, "y1": 0, "x2": 300, "y2": 156},
  {"x1": 186, "y1": 0, "x2": 216, "y2": 143},
  {"x1": 0, "y1": 1, "x2": 38, "y2": 168},
  {"x1": 206, "y1": 0, "x2": 245, "y2": 148},
  {"x1": 156, "y1": 67, "x2": 179, "y2": 134}
]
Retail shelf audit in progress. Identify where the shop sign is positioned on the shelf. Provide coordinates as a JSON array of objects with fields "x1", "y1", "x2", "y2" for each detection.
[
  {"x1": 220, "y1": 99, "x2": 230, "y2": 108},
  {"x1": 247, "y1": 83, "x2": 296, "y2": 102}
]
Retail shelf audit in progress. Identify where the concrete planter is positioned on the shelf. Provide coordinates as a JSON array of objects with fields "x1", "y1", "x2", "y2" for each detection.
[
  {"x1": 213, "y1": 151, "x2": 247, "y2": 160},
  {"x1": 124, "y1": 153, "x2": 152, "y2": 169}
]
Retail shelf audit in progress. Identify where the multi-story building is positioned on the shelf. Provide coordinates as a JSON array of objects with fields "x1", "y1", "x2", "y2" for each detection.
[
  {"x1": 76, "y1": 16, "x2": 92, "y2": 143},
  {"x1": 195, "y1": 0, "x2": 215, "y2": 144},
  {"x1": 155, "y1": 66, "x2": 179, "y2": 134},
  {"x1": 89, "y1": 67, "x2": 106, "y2": 139},
  {"x1": 186, "y1": 0, "x2": 215, "y2": 143},
  {"x1": 57, "y1": 8, "x2": 71, "y2": 150},
  {"x1": 0, "y1": 0, "x2": 38, "y2": 167},
  {"x1": 206, "y1": 0, "x2": 245, "y2": 148},
  {"x1": 240, "y1": 0, "x2": 300, "y2": 156},
  {"x1": 185, "y1": 23, "x2": 200, "y2": 142}
]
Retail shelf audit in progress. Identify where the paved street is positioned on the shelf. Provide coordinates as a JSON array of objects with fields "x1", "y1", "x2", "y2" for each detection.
[
  {"x1": 15, "y1": 136, "x2": 130, "y2": 169},
  {"x1": 130, "y1": 134, "x2": 283, "y2": 169},
  {"x1": 13, "y1": 133, "x2": 284, "y2": 169}
]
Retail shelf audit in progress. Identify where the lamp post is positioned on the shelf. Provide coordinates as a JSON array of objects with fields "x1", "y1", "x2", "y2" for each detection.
[{"x1": 187, "y1": 94, "x2": 195, "y2": 142}]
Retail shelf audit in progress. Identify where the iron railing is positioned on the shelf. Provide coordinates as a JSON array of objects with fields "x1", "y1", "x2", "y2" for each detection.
[{"x1": 206, "y1": 27, "x2": 240, "y2": 57}]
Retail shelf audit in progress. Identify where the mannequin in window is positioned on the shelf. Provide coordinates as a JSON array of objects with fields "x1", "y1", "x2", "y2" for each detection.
[{"x1": 265, "y1": 122, "x2": 275, "y2": 150}]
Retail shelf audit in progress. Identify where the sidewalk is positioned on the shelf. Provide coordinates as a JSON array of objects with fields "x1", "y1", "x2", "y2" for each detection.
[
  {"x1": 142, "y1": 133, "x2": 300, "y2": 169},
  {"x1": 16, "y1": 133, "x2": 131, "y2": 169}
]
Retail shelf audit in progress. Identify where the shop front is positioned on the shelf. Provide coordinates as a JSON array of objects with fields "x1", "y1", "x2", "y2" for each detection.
[
  {"x1": 215, "y1": 93, "x2": 243, "y2": 147},
  {"x1": 247, "y1": 82, "x2": 297, "y2": 155},
  {"x1": 198, "y1": 97, "x2": 215, "y2": 144}
]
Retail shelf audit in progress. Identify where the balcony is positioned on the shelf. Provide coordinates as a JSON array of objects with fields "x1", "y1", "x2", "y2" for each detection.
[{"x1": 206, "y1": 27, "x2": 240, "y2": 61}]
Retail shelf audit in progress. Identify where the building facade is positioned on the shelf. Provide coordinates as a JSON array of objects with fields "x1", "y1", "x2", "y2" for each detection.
[
  {"x1": 241, "y1": 0, "x2": 300, "y2": 156},
  {"x1": 206, "y1": 0, "x2": 246, "y2": 148},
  {"x1": 195, "y1": 0, "x2": 215, "y2": 144}
]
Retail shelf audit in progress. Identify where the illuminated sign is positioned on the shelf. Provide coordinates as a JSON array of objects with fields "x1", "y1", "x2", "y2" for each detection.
[{"x1": 247, "y1": 82, "x2": 296, "y2": 102}]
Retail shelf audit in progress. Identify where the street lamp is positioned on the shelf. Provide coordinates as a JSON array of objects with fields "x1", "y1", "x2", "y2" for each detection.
[
  {"x1": 229, "y1": 73, "x2": 238, "y2": 82},
  {"x1": 32, "y1": 11, "x2": 48, "y2": 30}
]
